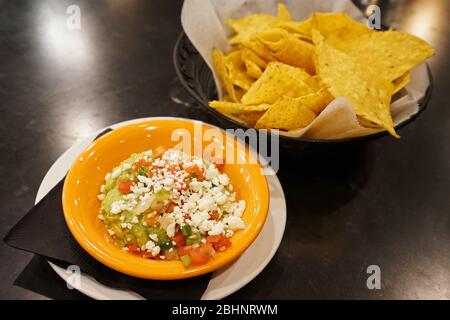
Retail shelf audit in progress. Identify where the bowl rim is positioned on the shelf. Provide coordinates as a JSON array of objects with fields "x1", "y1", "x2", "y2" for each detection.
[
  {"x1": 62, "y1": 117, "x2": 271, "y2": 280},
  {"x1": 173, "y1": 31, "x2": 434, "y2": 144}
]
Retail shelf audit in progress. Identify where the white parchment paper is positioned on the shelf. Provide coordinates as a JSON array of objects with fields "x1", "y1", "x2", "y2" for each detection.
[{"x1": 181, "y1": 0, "x2": 429, "y2": 139}]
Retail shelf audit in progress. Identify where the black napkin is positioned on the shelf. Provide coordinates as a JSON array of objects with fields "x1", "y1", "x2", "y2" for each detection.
[
  {"x1": 15, "y1": 255, "x2": 91, "y2": 300},
  {"x1": 5, "y1": 129, "x2": 211, "y2": 300}
]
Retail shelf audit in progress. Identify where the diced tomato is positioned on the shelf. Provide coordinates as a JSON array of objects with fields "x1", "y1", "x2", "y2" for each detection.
[
  {"x1": 199, "y1": 243, "x2": 215, "y2": 257},
  {"x1": 167, "y1": 166, "x2": 178, "y2": 173},
  {"x1": 210, "y1": 158, "x2": 225, "y2": 172},
  {"x1": 172, "y1": 232, "x2": 186, "y2": 249},
  {"x1": 209, "y1": 210, "x2": 220, "y2": 220},
  {"x1": 188, "y1": 247, "x2": 210, "y2": 266},
  {"x1": 178, "y1": 246, "x2": 191, "y2": 257},
  {"x1": 206, "y1": 235, "x2": 221, "y2": 243},
  {"x1": 128, "y1": 244, "x2": 140, "y2": 254},
  {"x1": 146, "y1": 215, "x2": 159, "y2": 227},
  {"x1": 206, "y1": 235, "x2": 231, "y2": 251},
  {"x1": 118, "y1": 180, "x2": 132, "y2": 194},
  {"x1": 166, "y1": 201, "x2": 176, "y2": 213},
  {"x1": 184, "y1": 164, "x2": 205, "y2": 181},
  {"x1": 141, "y1": 251, "x2": 153, "y2": 259},
  {"x1": 132, "y1": 159, "x2": 152, "y2": 172},
  {"x1": 215, "y1": 163, "x2": 224, "y2": 172}
]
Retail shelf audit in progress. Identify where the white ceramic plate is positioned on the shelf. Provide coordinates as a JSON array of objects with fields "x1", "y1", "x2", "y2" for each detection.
[{"x1": 35, "y1": 117, "x2": 287, "y2": 300}]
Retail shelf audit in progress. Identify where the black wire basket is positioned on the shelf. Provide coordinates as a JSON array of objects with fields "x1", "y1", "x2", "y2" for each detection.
[{"x1": 173, "y1": 31, "x2": 433, "y2": 151}]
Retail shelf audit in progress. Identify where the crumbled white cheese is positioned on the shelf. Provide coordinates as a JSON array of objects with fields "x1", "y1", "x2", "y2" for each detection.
[
  {"x1": 218, "y1": 174, "x2": 229, "y2": 186},
  {"x1": 111, "y1": 167, "x2": 122, "y2": 179},
  {"x1": 151, "y1": 245, "x2": 160, "y2": 256},
  {"x1": 198, "y1": 196, "x2": 215, "y2": 212},
  {"x1": 166, "y1": 223, "x2": 176, "y2": 238},
  {"x1": 223, "y1": 216, "x2": 245, "y2": 231},
  {"x1": 209, "y1": 221, "x2": 225, "y2": 236},
  {"x1": 145, "y1": 240, "x2": 155, "y2": 251},
  {"x1": 234, "y1": 200, "x2": 246, "y2": 217}
]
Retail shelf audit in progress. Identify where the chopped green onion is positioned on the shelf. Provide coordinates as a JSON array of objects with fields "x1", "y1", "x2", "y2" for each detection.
[
  {"x1": 181, "y1": 255, "x2": 191, "y2": 268},
  {"x1": 181, "y1": 224, "x2": 192, "y2": 237},
  {"x1": 137, "y1": 167, "x2": 147, "y2": 177},
  {"x1": 185, "y1": 232, "x2": 202, "y2": 245}
]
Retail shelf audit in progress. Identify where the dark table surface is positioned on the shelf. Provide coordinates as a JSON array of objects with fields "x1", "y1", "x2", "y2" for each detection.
[{"x1": 1, "y1": 0, "x2": 449, "y2": 300}]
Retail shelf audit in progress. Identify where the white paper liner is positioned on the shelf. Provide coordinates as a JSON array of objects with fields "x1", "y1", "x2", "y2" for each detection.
[{"x1": 181, "y1": 0, "x2": 430, "y2": 139}]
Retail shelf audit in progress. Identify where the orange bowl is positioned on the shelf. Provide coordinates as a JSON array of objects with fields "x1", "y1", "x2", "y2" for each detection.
[{"x1": 62, "y1": 118, "x2": 270, "y2": 280}]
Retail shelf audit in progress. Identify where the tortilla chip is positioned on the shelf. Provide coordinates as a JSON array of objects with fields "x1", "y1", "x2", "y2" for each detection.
[
  {"x1": 240, "y1": 111, "x2": 266, "y2": 127},
  {"x1": 357, "y1": 116, "x2": 382, "y2": 129},
  {"x1": 223, "y1": 87, "x2": 245, "y2": 103},
  {"x1": 257, "y1": 28, "x2": 315, "y2": 74},
  {"x1": 305, "y1": 75, "x2": 322, "y2": 92},
  {"x1": 277, "y1": 3, "x2": 293, "y2": 21},
  {"x1": 228, "y1": 14, "x2": 279, "y2": 45},
  {"x1": 311, "y1": 12, "x2": 371, "y2": 39},
  {"x1": 226, "y1": 51, "x2": 255, "y2": 90},
  {"x1": 219, "y1": 111, "x2": 265, "y2": 127},
  {"x1": 239, "y1": 39, "x2": 277, "y2": 63},
  {"x1": 303, "y1": 87, "x2": 335, "y2": 114},
  {"x1": 312, "y1": 30, "x2": 398, "y2": 137},
  {"x1": 277, "y1": 17, "x2": 313, "y2": 41},
  {"x1": 325, "y1": 24, "x2": 372, "y2": 49},
  {"x1": 242, "y1": 62, "x2": 314, "y2": 105},
  {"x1": 255, "y1": 96, "x2": 317, "y2": 130},
  {"x1": 332, "y1": 30, "x2": 435, "y2": 82},
  {"x1": 244, "y1": 59, "x2": 264, "y2": 79},
  {"x1": 209, "y1": 100, "x2": 269, "y2": 114},
  {"x1": 393, "y1": 72, "x2": 411, "y2": 94},
  {"x1": 212, "y1": 49, "x2": 238, "y2": 102},
  {"x1": 241, "y1": 47, "x2": 268, "y2": 69}
]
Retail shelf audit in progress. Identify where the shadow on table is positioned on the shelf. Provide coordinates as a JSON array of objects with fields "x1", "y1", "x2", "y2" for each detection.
[
  {"x1": 228, "y1": 143, "x2": 372, "y2": 299},
  {"x1": 277, "y1": 143, "x2": 372, "y2": 242}
]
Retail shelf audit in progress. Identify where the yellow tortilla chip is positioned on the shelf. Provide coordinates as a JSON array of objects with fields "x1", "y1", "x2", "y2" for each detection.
[
  {"x1": 357, "y1": 116, "x2": 382, "y2": 129},
  {"x1": 212, "y1": 49, "x2": 238, "y2": 102},
  {"x1": 244, "y1": 59, "x2": 263, "y2": 79},
  {"x1": 209, "y1": 100, "x2": 269, "y2": 114},
  {"x1": 302, "y1": 87, "x2": 334, "y2": 114},
  {"x1": 334, "y1": 30, "x2": 435, "y2": 82},
  {"x1": 255, "y1": 96, "x2": 317, "y2": 130},
  {"x1": 242, "y1": 62, "x2": 314, "y2": 105},
  {"x1": 276, "y1": 17, "x2": 313, "y2": 41},
  {"x1": 240, "y1": 39, "x2": 277, "y2": 63},
  {"x1": 220, "y1": 111, "x2": 265, "y2": 127},
  {"x1": 277, "y1": 3, "x2": 293, "y2": 21},
  {"x1": 228, "y1": 14, "x2": 279, "y2": 45},
  {"x1": 325, "y1": 25, "x2": 372, "y2": 50},
  {"x1": 240, "y1": 111, "x2": 266, "y2": 127},
  {"x1": 223, "y1": 87, "x2": 245, "y2": 102},
  {"x1": 226, "y1": 51, "x2": 255, "y2": 90},
  {"x1": 311, "y1": 12, "x2": 371, "y2": 39},
  {"x1": 305, "y1": 75, "x2": 322, "y2": 92},
  {"x1": 393, "y1": 72, "x2": 411, "y2": 94},
  {"x1": 312, "y1": 30, "x2": 398, "y2": 137},
  {"x1": 257, "y1": 28, "x2": 315, "y2": 74},
  {"x1": 241, "y1": 47, "x2": 268, "y2": 69}
]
